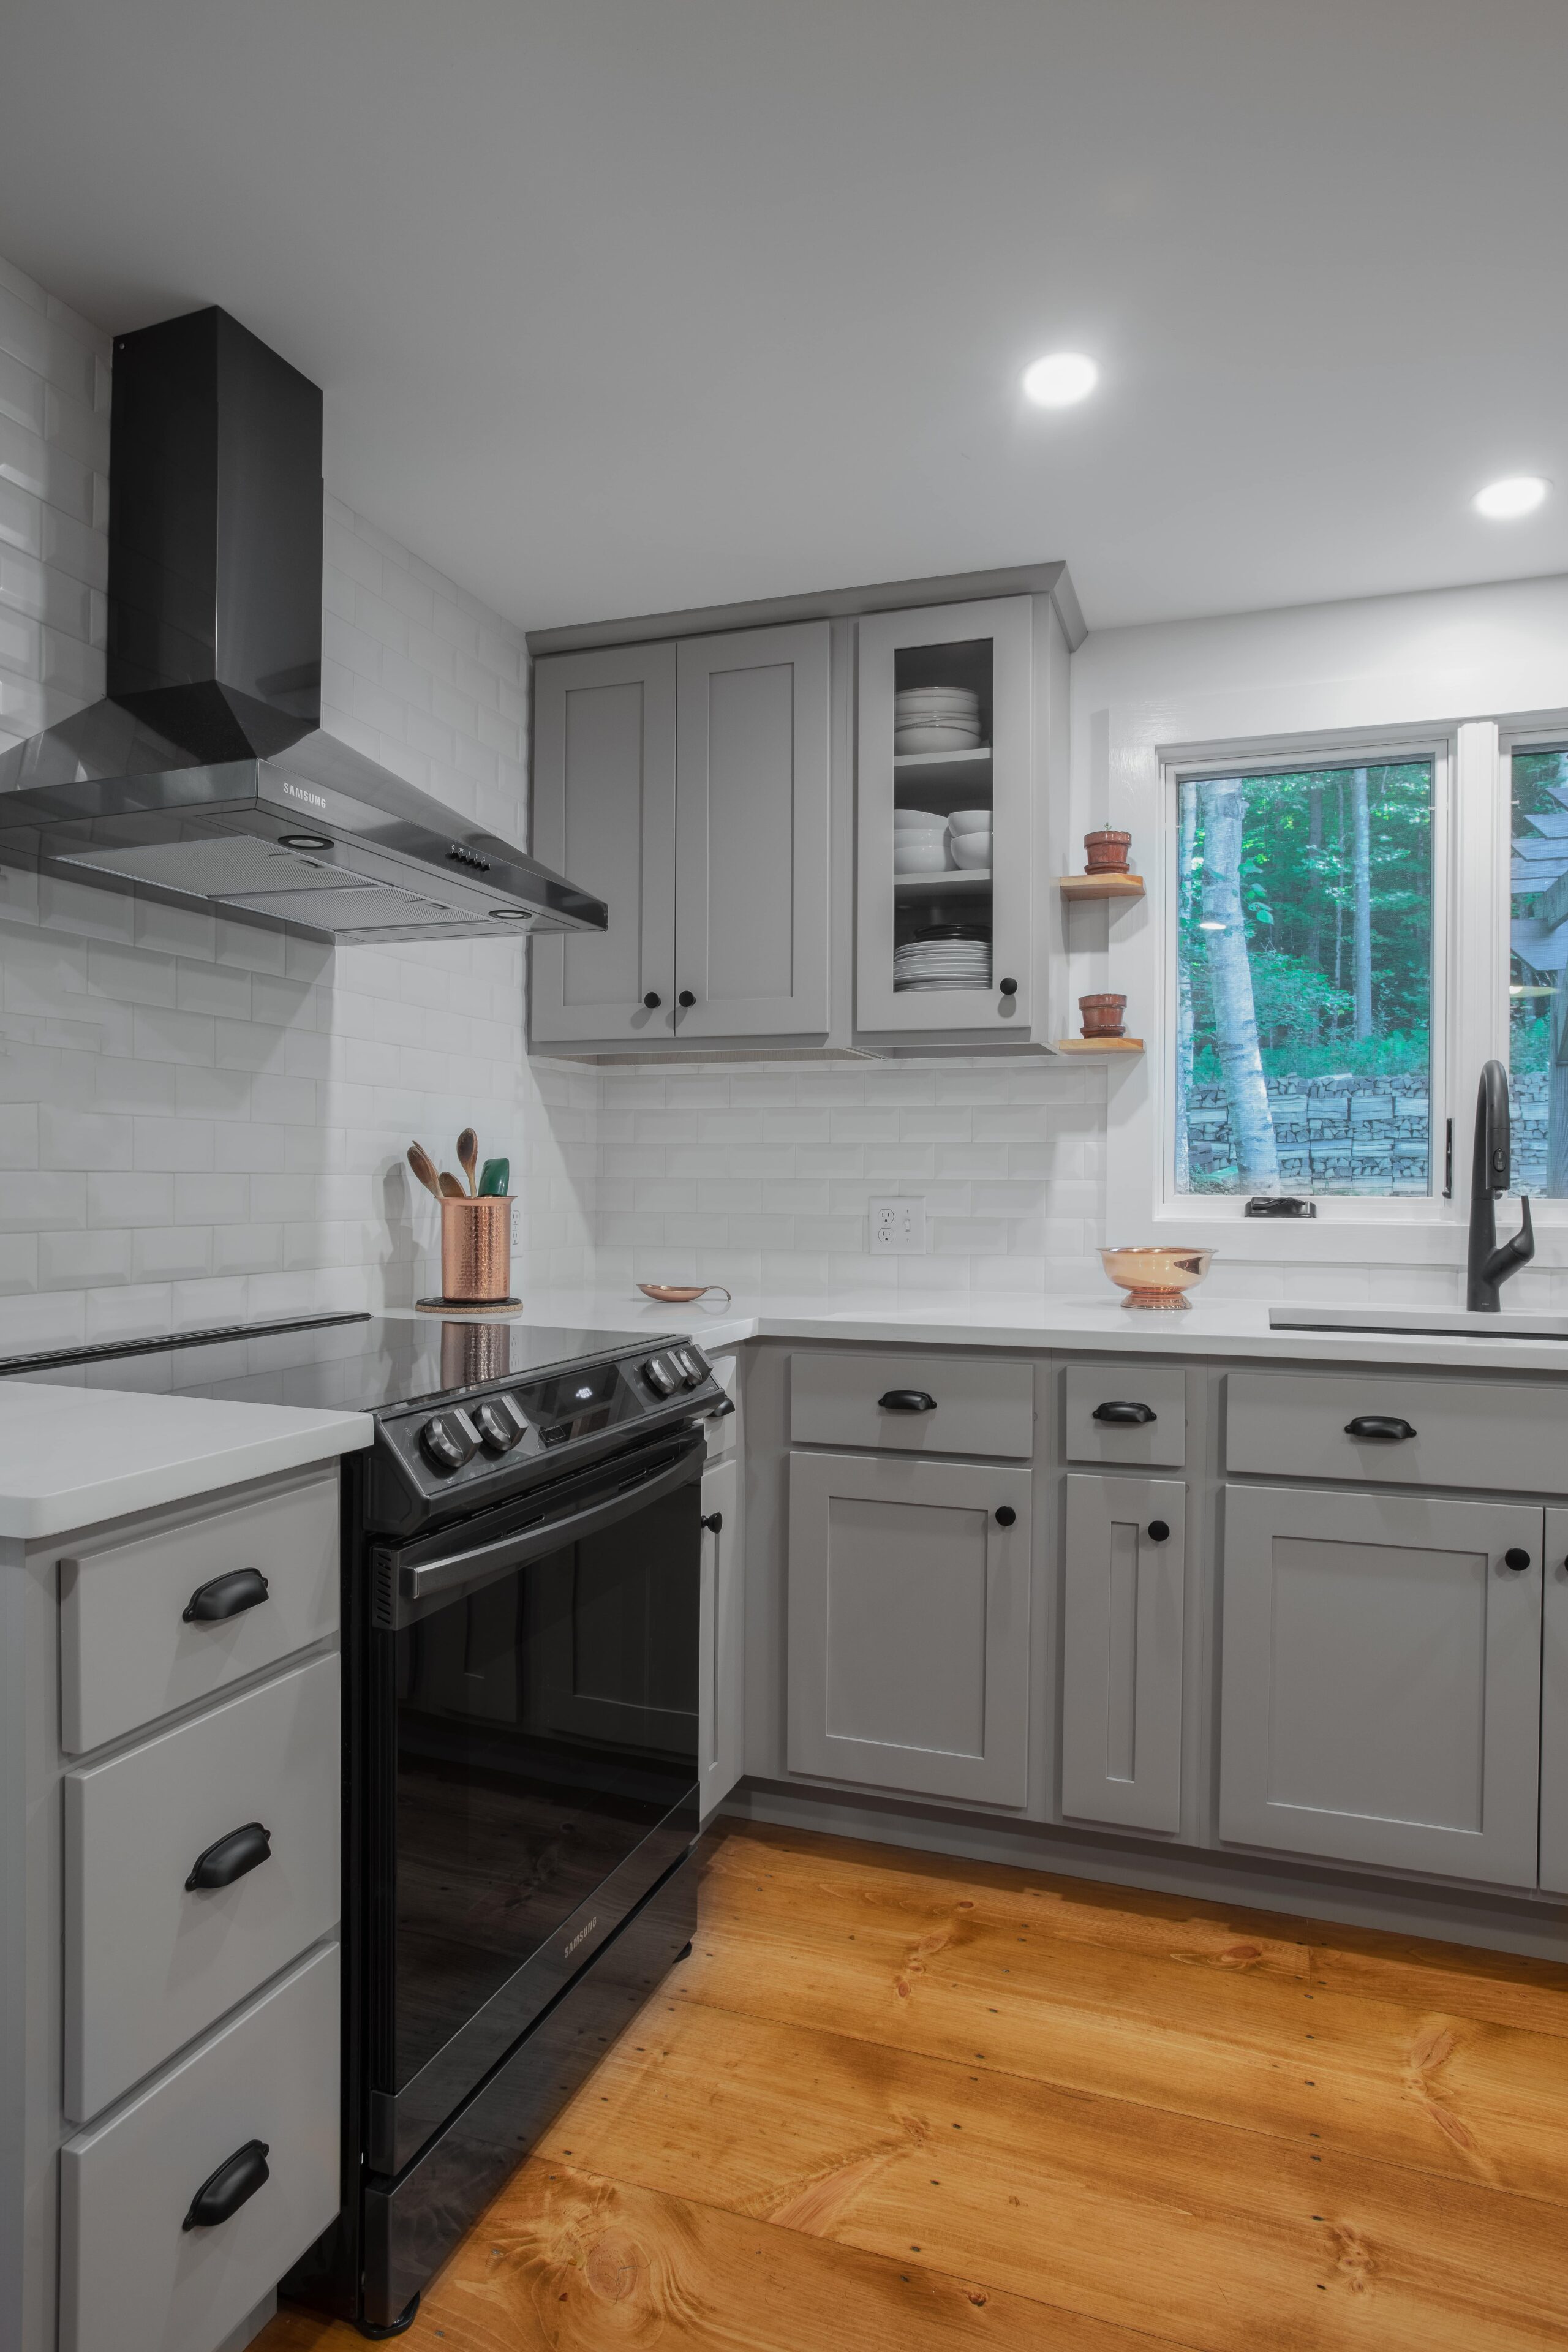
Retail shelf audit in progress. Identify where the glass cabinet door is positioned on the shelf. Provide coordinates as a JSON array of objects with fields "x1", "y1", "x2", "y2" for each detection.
[{"x1": 855, "y1": 597, "x2": 1035, "y2": 1036}]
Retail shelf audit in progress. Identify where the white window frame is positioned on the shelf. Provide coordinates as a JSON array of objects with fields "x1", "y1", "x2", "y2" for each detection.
[
  {"x1": 1499, "y1": 715, "x2": 1568, "y2": 1212},
  {"x1": 1103, "y1": 717, "x2": 1520, "y2": 1267}
]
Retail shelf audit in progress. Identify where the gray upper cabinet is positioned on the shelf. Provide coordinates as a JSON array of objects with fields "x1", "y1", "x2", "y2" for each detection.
[
  {"x1": 673, "y1": 622, "x2": 830, "y2": 1041},
  {"x1": 1219, "y1": 1483, "x2": 1542, "y2": 1886},
  {"x1": 1061, "y1": 1474, "x2": 1185, "y2": 1834},
  {"x1": 786, "y1": 1448, "x2": 1031, "y2": 1806},
  {"x1": 530, "y1": 642, "x2": 677, "y2": 1045},
  {"x1": 530, "y1": 623, "x2": 829, "y2": 1050}
]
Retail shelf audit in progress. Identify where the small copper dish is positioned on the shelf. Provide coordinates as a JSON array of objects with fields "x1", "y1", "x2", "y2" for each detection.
[
  {"x1": 1099, "y1": 1244, "x2": 1213, "y2": 1310},
  {"x1": 636, "y1": 1283, "x2": 733, "y2": 1305}
]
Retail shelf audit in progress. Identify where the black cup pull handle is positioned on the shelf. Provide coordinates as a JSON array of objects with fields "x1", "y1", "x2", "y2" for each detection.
[
  {"x1": 878, "y1": 1389, "x2": 937, "y2": 1413},
  {"x1": 183, "y1": 1567, "x2": 270, "y2": 1624},
  {"x1": 1092, "y1": 1401, "x2": 1156, "y2": 1426},
  {"x1": 995, "y1": 1505, "x2": 1017, "y2": 1526},
  {"x1": 1504, "y1": 1548, "x2": 1532, "y2": 1573},
  {"x1": 1344, "y1": 1415, "x2": 1417, "y2": 1442},
  {"x1": 186, "y1": 1822, "x2": 271, "y2": 1892},
  {"x1": 183, "y1": 2139, "x2": 271, "y2": 2231},
  {"x1": 642, "y1": 991, "x2": 662, "y2": 1009},
  {"x1": 701, "y1": 1511, "x2": 723, "y2": 1534},
  {"x1": 1147, "y1": 1520, "x2": 1171, "y2": 1543}
]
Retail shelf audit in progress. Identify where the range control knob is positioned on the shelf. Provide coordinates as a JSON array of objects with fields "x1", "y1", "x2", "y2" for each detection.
[
  {"x1": 472, "y1": 1400, "x2": 520, "y2": 1455},
  {"x1": 420, "y1": 1413, "x2": 477, "y2": 1472},
  {"x1": 641, "y1": 1356, "x2": 677, "y2": 1396},
  {"x1": 673, "y1": 1347, "x2": 706, "y2": 1388}
]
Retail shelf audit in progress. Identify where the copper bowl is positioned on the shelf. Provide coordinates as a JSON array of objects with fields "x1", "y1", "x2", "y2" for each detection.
[
  {"x1": 1099, "y1": 1244, "x2": 1213, "y2": 1310},
  {"x1": 636, "y1": 1283, "x2": 733, "y2": 1305}
]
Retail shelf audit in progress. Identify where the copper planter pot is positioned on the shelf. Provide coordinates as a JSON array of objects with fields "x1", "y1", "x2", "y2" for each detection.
[
  {"x1": 1079, "y1": 992, "x2": 1128, "y2": 1039},
  {"x1": 1084, "y1": 828, "x2": 1133, "y2": 873},
  {"x1": 440, "y1": 1196, "x2": 513, "y2": 1302}
]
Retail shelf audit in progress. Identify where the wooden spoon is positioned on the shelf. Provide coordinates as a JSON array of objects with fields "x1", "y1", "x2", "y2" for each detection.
[
  {"x1": 437, "y1": 1171, "x2": 466, "y2": 1199},
  {"x1": 457, "y1": 1128, "x2": 479, "y2": 1196},
  {"x1": 407, "y1": 1142, "x2": 444, "y2": 1201}
]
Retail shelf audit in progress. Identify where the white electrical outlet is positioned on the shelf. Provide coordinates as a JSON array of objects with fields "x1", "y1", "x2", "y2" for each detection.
[{"x1": 869, "y1": 1196, "x2": 927, "y2": 1254}]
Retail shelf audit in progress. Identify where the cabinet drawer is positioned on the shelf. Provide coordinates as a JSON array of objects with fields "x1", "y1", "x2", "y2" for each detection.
[
  {"x1": 61, "y1": 1942, "x2": 339, "y2": 2352},
  {"x1": 1226, "y1": 1371, "x2": 1568, "y2": 1493},
  {"x1": 60, "y1": 1468, "x2": 339, "y2": 1755},
  {"x1": 65, "y1": 1655, "x2": 340, "y2": 2122},
  {"x1": 790, "y1": 1351, "x2": 1033, "y2": 1458},
  {"x1": 1065, "y1": 1365, "x2": 1187, "y2": 1468}
]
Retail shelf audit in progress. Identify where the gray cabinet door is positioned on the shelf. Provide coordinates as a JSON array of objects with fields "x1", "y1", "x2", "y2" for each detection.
[
  {"x1": 1219, "y1": 1483, "x2": 1542, "y2": 1885},
  {"x1": 787, "y1": 1449, "x2": 1030, "y2": 1806},
  {"x1": 530, "y1": 642, "x2": 677, "y2": 1044},
  {"x1": 1061, "y1": 1474, "x2": 1185, "y2": 1834},
  {"x1": 673, "y1": 622, "x2": 831, "y2": 1039},
  {"x1": 700, "y1": 1455, "x2": 743, "y2": 1817},
  {"x1": 1540, "y1": 1505, "x2": 1568, "y2": 1894}
]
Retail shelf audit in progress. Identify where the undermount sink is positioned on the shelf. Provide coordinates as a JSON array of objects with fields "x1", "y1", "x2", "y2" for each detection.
[{"x1": 1269, "y1": 1305, "x2": 1568, "y2": 1340}]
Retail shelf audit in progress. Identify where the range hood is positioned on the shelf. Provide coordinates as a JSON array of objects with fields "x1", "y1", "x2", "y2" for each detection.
[{"x1": 0, "y1": 307, "x2": 606, "y2": 943}]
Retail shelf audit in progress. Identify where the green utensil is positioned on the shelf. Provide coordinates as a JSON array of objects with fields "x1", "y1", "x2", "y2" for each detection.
[{"x1": 478, "y1": 1156, "x2": 510, "y2": 1196}]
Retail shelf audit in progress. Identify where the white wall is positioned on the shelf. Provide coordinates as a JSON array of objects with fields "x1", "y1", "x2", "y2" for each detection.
[{"x1": 0, "y1": 252, "x2": 595, "y2": 1352}]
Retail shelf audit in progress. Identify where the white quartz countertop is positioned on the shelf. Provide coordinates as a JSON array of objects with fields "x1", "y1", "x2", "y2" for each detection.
[
  {"x1": 0, "y1": 1383, "x2": 372, "y2": 1540},
  {"x1": 404, "y1": 1289, "x2": 1568, "y2": 1377}
]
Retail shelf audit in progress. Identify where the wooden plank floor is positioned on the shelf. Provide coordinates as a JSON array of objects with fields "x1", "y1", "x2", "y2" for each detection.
[{"x1": 260, "y1": 1826, "x2": 1568, "y2": 2351}]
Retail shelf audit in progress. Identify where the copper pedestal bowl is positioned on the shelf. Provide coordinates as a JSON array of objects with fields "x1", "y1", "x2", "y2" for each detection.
[{"x1": 1099, "y1": 1244, "x2": 1213, "y2": 1310}]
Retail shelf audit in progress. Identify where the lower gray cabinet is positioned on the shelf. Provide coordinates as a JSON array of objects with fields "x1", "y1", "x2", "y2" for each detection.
[
  {"x1": 786, "y1": 1449, "x2": 1031, "y2": 1806},
  {"x1": 1219, "y1": 1483, "x2": 1542, "y2": 1885},
  {"x1": 1539, "y1": 1505, "x2": 1568, "y2": 1896},
  {"x1": 1060, "y1": 1474, "x2": 1185, "y2": 1834},
  {"x1": 700, "y1": 1455, "x2": 742, "y2": 1817}
]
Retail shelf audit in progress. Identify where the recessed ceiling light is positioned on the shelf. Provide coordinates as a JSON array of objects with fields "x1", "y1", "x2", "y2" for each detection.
[
  {"x1": 1474, "y1": 475, "x2": 1550, "y2": 519},
  {"x1": 1022, "y1": 352, "x2": 1098, "y2": 409}
]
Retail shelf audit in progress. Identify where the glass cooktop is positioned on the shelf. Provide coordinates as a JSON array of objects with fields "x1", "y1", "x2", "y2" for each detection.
[{"x1": 0, "y1": 1313, "x2": 663, "y2": 1415}]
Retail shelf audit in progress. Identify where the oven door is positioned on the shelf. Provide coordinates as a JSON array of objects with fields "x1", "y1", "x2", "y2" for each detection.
[{"x1": 366, "y1": 1427, "x2": 703, "y2": 2174}]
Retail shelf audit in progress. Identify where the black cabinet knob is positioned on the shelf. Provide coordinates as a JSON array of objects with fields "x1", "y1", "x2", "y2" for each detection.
[
  {"x1": 183, "y1": 2139, "x2": 271, "y2": 2231},
  {"x1": 186, "y1": 1822, "x2": 272, "y2": 1891},
  {"x1": 995, "y1": 1505, "x2": 1017, "y2": 1526},
  {"x1": 1093, "y1": 1400, "x2": 1156, "y2": 1426},
  {"x1": 1344, "y1": 1414, "x2": 1417, "y2": 1442},
  {"x1": 1504, "y1": 1547, "x2": 1532, "y2": 1572},
  {"x1": 878, "y1": 1389, "x2": 937, "y2": 1412},
  {"x1": 701, "y1": 1511, "x2": 723, "y2": 1534},
  {"x1": 1147, "y1": 1520, "x2": 1171, "y2": 1544},
  {"x1": 643, "y1": 991, "x2": 662, "y2": 1008},
  {"x1": 999, "y1": 977, "x2": 1018, "y2": 997},
  {"x1": 183, "y1": 1567, "x2": 269, "y2": 1624},
  {"x1": 677, "y1": 990, "x2": 697, "y2": 1008}
]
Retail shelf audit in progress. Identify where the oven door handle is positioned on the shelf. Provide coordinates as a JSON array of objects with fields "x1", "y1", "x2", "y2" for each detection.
[{"x1": 383, "y1": 1445, "x2": 703, "y2": 1618}]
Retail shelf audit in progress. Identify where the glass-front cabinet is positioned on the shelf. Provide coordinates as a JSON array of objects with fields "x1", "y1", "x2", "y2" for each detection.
[{"x1": 856, "y1": 595, "x2": 1039, "y2": 1039}]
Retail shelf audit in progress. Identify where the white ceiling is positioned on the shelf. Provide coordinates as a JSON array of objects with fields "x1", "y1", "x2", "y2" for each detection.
[{"x1": 3, "y1": 0, "x2": 1567, "y2": 635}]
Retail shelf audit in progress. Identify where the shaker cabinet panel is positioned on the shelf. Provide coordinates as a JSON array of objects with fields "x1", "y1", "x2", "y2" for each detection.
[
  {"x1": 1219, "y1": 1484, "x2": 1542, "y2": 1886},
  {"x1": 856, "y1": 596, "x2": 1036, "y2": 1038},
  {"x1": 1061, "y1": 1475, "x2": 1185, "y2": 1834},
  {"x1": 530, "y1": 642, "x2": 677, "y2": 1043},
  {"x1": 1539, "y1": 1506, "x2": 1568, "y2": 1894},
  {"x1": 700, "y1": 1455, "x2": 743, "y2": 1817},
  {"x1": 787, "y1": 1449, "x2": 1030, "y2": 1806},
  {"x1": 674, "y1": 622, "x2": 831, "y2": 1039}
]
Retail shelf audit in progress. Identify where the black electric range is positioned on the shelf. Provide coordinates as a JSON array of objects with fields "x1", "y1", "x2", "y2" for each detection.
[{"x1": 7, "y1": 1311, "x2": 728, "y2": 2335}]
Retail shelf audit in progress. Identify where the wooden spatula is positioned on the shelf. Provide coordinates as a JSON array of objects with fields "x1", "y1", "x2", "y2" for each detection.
[
  {"x1": 457, "y1": 1128, "x2": 479, "y2": 1196},
  {"x1": 407, "y1": 1142, "x2": 444, "y2": 1200}
]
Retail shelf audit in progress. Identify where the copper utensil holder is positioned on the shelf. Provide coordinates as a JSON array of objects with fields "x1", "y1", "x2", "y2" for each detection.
[{"x1": 440, "y1": 1196, "x2": 513, "y2": 1302}]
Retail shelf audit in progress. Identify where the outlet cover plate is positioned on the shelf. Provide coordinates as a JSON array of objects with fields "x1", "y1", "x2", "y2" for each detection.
[{"x1": 869, "y1": 1196, "x2": 927, "y2": 1254}]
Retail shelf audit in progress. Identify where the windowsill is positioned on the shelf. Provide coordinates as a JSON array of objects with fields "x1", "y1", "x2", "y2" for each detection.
[{"x1": 1142, "y1": 1205, "x2": 1561, "y2": 1267}]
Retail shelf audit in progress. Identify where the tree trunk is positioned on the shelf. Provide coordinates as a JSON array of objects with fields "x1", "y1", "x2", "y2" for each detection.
[
  {"x1": 1332, "y1": 776, "x2": 1346, "y2": 1022},
  {"x1": 1200, "y1": 779, "x2": 1279, "y2": 1191},
  {"x1": 1175, "y1": 779, "x2": 1196, "y2": 1191},
  {"x1": 1351, "y1": 766, "x2": 1373, "y2": 1041}
]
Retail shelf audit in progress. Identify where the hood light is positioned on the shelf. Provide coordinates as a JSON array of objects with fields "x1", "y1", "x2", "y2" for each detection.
[
  {"x1": 489, "y1": 907, "x2": 531, "y2": 921},
  {"x1": 279, "y1": 832, "x2": 334, "y2": 852}
]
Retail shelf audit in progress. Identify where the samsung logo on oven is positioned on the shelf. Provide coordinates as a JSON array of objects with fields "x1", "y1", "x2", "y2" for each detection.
[
  {"x1": 563, "y1": 1915, "x2": 598, "y2": 1960},
  {"x1": 282, "y1": 781, "x2": 328, "y2": 811}
]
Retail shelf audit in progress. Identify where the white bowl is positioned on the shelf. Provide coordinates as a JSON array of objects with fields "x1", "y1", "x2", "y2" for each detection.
[
  {"x1": 894, "y1": 842, "x2": 951, "y2": 875},
  {"x1": 895, "y1": 723, "x2": 984, "y2": 754},
  {"x1": 949, "y1": 830, "x2": 992, "y2": 870},
  {"x1": 894, "y1": 807, "x2": 945, "y2": 829},
  {"x1": 895, "y1": 684, "x2": 979, "y2": 706},
  {"x1": 947, "y1": 809, "x2": 992, "y2": 834}
]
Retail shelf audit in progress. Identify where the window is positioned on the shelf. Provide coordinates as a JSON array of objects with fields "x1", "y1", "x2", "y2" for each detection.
[
  {"x1": 1174, "y1": 759, "x2": 1434, "y2": 1197},
  {"x1": 1508, "y1": 744, "x2": 1568, "y2": 1194}
]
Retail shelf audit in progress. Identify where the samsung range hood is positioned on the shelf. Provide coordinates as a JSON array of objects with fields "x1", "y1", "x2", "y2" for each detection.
[{"x1": 0, "y1": 307, "x2": 606, "y2": 943}]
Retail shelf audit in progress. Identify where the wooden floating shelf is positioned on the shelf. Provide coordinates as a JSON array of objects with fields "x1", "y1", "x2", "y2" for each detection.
[
  {"x1": 1057, "y1": 872, "x2": 1145, "y2": 900},
  {"x1": 892, "y1": 869, "x2": 992, "y2": 896},
  {"x1": 1053, "y1": 1036, "x2": 1145, "y2": 1055}
]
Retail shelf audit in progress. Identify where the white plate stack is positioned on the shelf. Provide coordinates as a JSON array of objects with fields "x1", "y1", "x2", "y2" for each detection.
[
  {"x1": 894, "y1": 925, "x2": 993, "y2": 992},
  {"x1": 894, "y1": 685, "x2": 982, "y2": 754}
]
